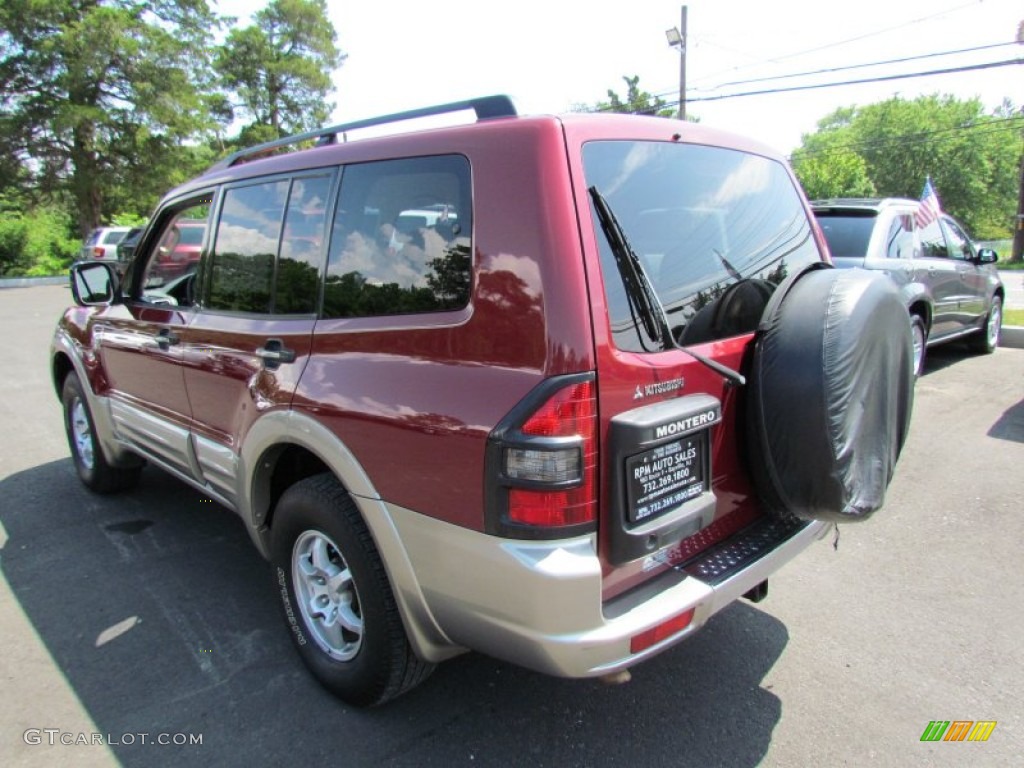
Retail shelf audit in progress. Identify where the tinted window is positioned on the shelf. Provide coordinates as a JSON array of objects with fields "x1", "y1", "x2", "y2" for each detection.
[
  {"x1": 208, "y1": 180, "x2": 288, "y2": 313},
  {"x1": 919, "y1": 218, "x2": 948, "y2": 258},
  {"x1": 323, "y1": 155, "x2": 471, "y2": 318},
  {"x1": 815, "y1": 212, "x2": 875, "y2": 259},
  {"x1": 102, "y1": 230, "x2": 129, "y2": 245},
  {"x1": 277, "y1": 175, "x2": 332, "y2": 314},
  {"x1": 941, "y1": 217, "x2": 974, "y2": 261},
  {"x1": 885, "y1": 214, "x2": 916, "y2": 260},
  {"x1": 179, "y1": 225, "x2": 205, "y2": 245},
  {"x1": 584, "y1": 141, "x2": 821, "y2": 352}
]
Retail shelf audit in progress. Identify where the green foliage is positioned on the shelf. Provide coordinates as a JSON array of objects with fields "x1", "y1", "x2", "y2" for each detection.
[
  {"x1": 216, "y1": 0, "x2": 344, "y2": 143},
  {"x1": 596, "y1": 76, "x2": 676, "y2": 118},
  {"x1": 0, "y1": 207, "x2": 79, "y2": 277},
  {"x1": 111, "y1": 212, "x2": 148, "y2": 228},
  {"x1": 794, "y1": 95, "x2": 1020, "y2": 238},
  {"x1": 792, "y1": 133, "x2": 875, "y2": 200},
  {"x1": 0, "y1": 0, "x2": 221, "y2": 235}
]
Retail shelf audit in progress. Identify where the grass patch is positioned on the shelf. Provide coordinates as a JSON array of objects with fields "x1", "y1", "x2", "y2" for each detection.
[
  {"x1": 1004, "y1": 308, "x2": 1024, "y2": 326},
  {"x1": 998, "y1": 260, "x2": 1024, "y2": 271}
]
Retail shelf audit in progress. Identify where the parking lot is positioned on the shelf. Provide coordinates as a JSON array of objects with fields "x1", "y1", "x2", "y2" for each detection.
[{"x1": 2, "y1": 283, "x2": 1022, "y2": 767}]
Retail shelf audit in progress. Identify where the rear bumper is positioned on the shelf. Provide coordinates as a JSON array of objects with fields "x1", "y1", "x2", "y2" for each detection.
[{"x1": 388, "y1": 505, "x2": 829, "y2": 677}]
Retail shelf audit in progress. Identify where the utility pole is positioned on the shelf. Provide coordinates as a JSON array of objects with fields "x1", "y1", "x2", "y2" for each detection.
[
  {"x1": 666, "y1": 6, "x2": 688, "y2": 120},
  {"x1": 1013, "y1": 147, "x2": 1023, "y2": 262},
  {"x1": 679, "y1": 6, "x2": 687, "y2": 121},
  {"x1": 1014, "y1": 21, "x2": 1024, "y2": 261}
]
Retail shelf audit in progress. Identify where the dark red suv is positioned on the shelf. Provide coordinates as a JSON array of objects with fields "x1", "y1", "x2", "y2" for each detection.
[{"x1": 52, "y1": 96, "x2": 914, "y2": 706}]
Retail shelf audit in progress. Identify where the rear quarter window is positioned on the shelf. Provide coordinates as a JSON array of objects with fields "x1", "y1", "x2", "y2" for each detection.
[
  {"x1": 584, "y1": 141, "x2": 821, "y2": 352},
  {"x1": 322, "y1": 155, "x2": 472, "y2": 319}
]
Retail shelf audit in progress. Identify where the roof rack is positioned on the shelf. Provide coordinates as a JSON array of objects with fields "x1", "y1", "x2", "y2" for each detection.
[{"x1": 209, "y1": 94, "x2": 517, "y2": 171}]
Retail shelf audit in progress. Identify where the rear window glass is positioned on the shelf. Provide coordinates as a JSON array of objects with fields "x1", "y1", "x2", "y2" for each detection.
[
  {"x1": 101, "y1": 230, "x2": 129, "y2": 245},
  {"x1": 814, "y1": 212, "x2": 877, "y2": 259},
  {"x1": 583, "y1": 141, "x2": 821, "y2": 352}
]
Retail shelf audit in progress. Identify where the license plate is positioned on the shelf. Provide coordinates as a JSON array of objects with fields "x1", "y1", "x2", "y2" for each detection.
[{"x1": 626, "y1": 433, "x2": 706, "y2": 524}]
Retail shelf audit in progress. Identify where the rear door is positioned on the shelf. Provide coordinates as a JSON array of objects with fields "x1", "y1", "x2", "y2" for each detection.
[
  {"x1": 916, "y1": 218, "x2": 961, "y2": 338},
  {"x1": 181, "y1": 171, "x2": 335, "y2": 506},
  {"x1": 571, "y1": 136, "x2": 825, "y2": 599},
  {"x1": 940, "y1": 215, "x2": 986, "y2": 324}
]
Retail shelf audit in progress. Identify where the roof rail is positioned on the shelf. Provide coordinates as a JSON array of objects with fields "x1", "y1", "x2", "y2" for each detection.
[{"x1": 209, "y1": 94, "x2": 517, "y2": 171}]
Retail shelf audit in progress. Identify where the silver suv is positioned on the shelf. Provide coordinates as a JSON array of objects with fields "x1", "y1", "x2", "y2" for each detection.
[
  {"x1": 812, "y1": 198, "x2": 1004, "y2": 375},
  {"x1": 79, "y1": 225, "x2": 132, "y2": 263}
]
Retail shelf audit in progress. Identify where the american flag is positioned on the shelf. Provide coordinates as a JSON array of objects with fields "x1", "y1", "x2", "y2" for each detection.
[{"x1": 915, "y1": 177, "x2": 941, "y2": 229}]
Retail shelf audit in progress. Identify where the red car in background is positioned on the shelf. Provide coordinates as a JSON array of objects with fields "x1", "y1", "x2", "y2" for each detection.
[{"x1": 148, "y1": 219, "x2": 205, "y2": 283}]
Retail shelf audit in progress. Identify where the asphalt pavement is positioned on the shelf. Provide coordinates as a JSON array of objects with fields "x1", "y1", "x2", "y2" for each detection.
[{"x1": 1, "y1": 284, "x2": 1022, "y2": 767}]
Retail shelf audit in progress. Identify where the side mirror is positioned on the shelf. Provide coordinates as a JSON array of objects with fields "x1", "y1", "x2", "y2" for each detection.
[
  {"x1": 70, "y1": 261, "x2": 121, "y2": 306},
  {"x1": 976, "y1": 248, "x2": 998, "y2": 265}
]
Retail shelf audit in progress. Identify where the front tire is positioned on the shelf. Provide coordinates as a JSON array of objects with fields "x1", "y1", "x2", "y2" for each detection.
[
  {"x1": 969, "y1": 296, "x2": 1002, "y2": 354},
  {"x1": 61, "y1": 373, "x2": 141, "y2": 493},
  {"x1": 270, "y1": 474, "x2": 433, "y2": 706}
]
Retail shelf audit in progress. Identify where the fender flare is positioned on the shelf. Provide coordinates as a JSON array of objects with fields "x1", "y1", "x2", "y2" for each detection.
[{"x1": 239, "y1": 411, "x2": 462, "y2": 662}]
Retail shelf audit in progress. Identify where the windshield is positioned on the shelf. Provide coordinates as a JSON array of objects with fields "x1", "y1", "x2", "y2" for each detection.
[
  {"x1": 583, "y1": 141, "x2": 821, "y2": 352},
  {"x1": 814, "y1": 212, "x2": 876, "y2": 259}
]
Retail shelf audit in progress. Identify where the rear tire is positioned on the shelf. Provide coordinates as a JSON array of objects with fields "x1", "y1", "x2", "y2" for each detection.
[
  {"x1": 910, "y1": 315, "x2": 927, "y2": 378},
  {"x1": 969, "y1": 296, "x2": 1001, "y2": 354},
  {"x1": 61, "y1": 373, "x2": 141, "y2": 493},
  {"x1": 270, "y1": 473, "x2": 434, "y2": 706}
]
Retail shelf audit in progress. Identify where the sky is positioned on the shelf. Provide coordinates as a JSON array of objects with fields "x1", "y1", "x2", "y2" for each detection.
[{"x1": 217, "y1": 0, "x2": 1022, "y2": 155}]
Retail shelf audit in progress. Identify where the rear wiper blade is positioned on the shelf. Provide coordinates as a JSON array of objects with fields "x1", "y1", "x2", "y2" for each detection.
[
  {"x1": 588, "y1": 186, "x2": 746, "y2": 388},
  {"x1": 588, "y1": 186, "x2": 666, "y2": 347}
]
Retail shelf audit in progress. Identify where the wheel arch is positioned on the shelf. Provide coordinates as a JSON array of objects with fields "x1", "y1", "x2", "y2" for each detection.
[
  {"x1": 52, "y1": 350, "x2": 75, "y2": 399},
  {"x1": 240, "y1": 411, "x2": 461, "y2": 663},
  {"x1": 50, "y1": 330, "x2": 138, "y2": 468},
  {"x1": 905, "y1": 293, "x2": 932, "y2": 333}
]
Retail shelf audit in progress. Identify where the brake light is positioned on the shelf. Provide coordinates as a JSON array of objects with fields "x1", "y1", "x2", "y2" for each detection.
[
  {"x1": 92, "y1": 247, "x2": 104, "y2": 259},
  {"x1": 507, "y1": 381, "x2": 596, "y2": 527},
  {"x1": 485, "y1": 375, "x2": 598, "y2": 536}
]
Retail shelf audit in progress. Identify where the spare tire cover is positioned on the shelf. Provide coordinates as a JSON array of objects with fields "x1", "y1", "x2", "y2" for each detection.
[{"x1": 747, "y1": 267, "x2": 914, "y2": 523}]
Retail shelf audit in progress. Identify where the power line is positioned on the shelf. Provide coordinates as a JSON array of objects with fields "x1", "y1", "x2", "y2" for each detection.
[
  {"x1": 684, "y1": 59, "x2": 1023, "y2": 104},
  {"x1": 694, "y1": 41, "x2": 1020, "y2": 94},
  {"x1": 691, "y1": 0, "x2": 983, "y2": 86}
]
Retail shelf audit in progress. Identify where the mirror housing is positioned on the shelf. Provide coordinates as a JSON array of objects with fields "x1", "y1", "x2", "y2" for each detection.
[
  {"x1": 70, "y1": 261, "x2": 122, "y2": 306},
  {"x1": 976, "y1": 248, "x2": 999, "y2": 265}
]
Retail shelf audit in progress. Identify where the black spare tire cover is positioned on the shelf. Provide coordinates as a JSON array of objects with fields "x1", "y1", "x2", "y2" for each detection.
[{"x1": 747, "y1": 266, "x2": 914, "y2": 523}]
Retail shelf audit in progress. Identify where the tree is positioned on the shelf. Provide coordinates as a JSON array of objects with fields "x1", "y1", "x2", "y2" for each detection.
[
  {"x1": 216, "y1": 0, "x2": 344, "y2": 142},
  {"x1": 792, "y1": 131, "x2": 875, "y2": 201},
  {"x1": 792, "y1": 95, "x2": 1020, "y2": 238},
  {"x1": 595, "y1": 76, "x2": 676, "y2": 118},
  {"x1": 0, "y1": 0, "x2": 221, "y2": 235}
]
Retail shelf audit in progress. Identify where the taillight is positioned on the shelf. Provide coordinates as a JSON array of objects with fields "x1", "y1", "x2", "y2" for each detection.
[
  {"x1": 485, "y1": 374, "x2": 598, "y2": 538},
  {"x1": 92, "y1": 247, "x2": 104, "y2": 259}
]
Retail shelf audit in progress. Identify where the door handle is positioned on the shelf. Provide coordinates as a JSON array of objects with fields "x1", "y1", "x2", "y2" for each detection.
[
  {"x1": 155, "y1": 328, "x2": 180, "y2": 350},
  {"x1": 256, "y1": 339, "x2": 296, "y2": 369}
]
